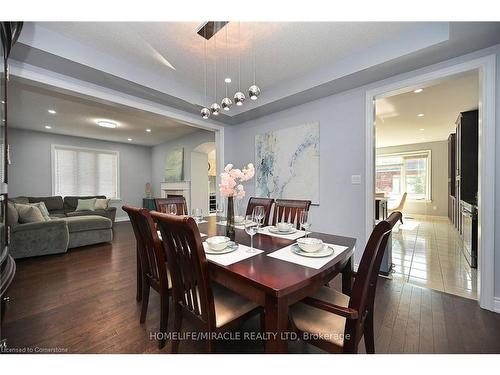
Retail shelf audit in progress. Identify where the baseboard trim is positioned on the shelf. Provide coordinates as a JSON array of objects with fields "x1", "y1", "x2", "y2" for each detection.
[
  {"x1": 115, "y1": 216, "x2": 130, "y2": 223},
  {"x1": 494, "y1": 297, "x2": 500, "y2": 313}
]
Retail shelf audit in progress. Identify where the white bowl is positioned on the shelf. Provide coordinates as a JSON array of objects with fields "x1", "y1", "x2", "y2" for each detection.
[
  {"x1": 296, "y1": 237, "x2": 324, "y2": 253},
  {"x1": 277, "y1": 222, "x2": 293, "y2": 232},
  {"x1": 206, "y1": 236, "x2": 230, "y2": 251},
  {"x1": 234, "y1": 215, "x2": 245, "y2": 224}
]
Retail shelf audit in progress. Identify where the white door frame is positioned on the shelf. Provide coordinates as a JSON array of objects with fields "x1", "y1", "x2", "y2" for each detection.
[
  {"x1": 365, "y1": 54, "x2": 496, "y2": 311},
  {"x1": 10, "y1": 61, "x2": 226, "y2": 205}
]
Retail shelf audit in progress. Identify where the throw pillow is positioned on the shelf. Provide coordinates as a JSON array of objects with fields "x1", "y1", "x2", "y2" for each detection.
[
  {"x1": 30, "y1": 202, "x2": 51, "y2": 221},
  {"x1": 7, "y1": 201, "x2": 19, "y2": 225},
  {"x1": 75, "y1": 198, "x2": 97, "y2": 212},
  {"x1": 15, "y1": 203, "x2": 46, "y2": 223},
  {"x1": 95, "y1": 198, "x2": 110, "y2": 210}
]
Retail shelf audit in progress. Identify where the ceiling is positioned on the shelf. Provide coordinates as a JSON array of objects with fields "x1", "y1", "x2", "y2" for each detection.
[
  {"x1": 11, "y1": 22, "x2": 500, "y2": 125},
  {"x1": 375, "y1": 71, "x2": 479, "y2": 148},
  {"x1": 8, "y1": 77, "x2": 202, "y2": 146}
]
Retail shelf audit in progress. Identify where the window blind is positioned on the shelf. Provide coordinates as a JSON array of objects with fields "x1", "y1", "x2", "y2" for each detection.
[{"x1": 53, "y1": 145, "x2": 119, "y2": 199}]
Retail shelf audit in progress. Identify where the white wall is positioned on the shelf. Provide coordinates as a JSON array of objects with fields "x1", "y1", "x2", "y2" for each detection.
[
  {"x1": 376, "y1": 141, "x2": 449, "y2": 217},
  {"x1": 190, "y1": 151, "x2": 209, "y2": 215},
  {"x1": 224, "y1": 43, "x2": 500, "y2": 302},
  {"x1": 9, "y1": 128, "x2": 152, "y2": 220},
  {"x1": 151, "y1": 130, "x2": 215, "y2": 197}
]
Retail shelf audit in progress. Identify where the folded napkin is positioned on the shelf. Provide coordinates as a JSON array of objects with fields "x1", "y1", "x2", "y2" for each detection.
[
  {"x1": 259, "y1": 226, "x2": 310, "y2": 241},
  {"x1": 204, "y1": 243, "x2": 263, "y2": 266},
  {"x1": 217, "y1": 220, "x2": 257, "y2": 230},
  {"x1": 267, "y1": 243, "x2": 349, "y2": 270}
]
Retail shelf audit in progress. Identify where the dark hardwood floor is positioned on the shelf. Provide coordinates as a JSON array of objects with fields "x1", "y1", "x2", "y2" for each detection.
[{"x1": 3, "y1": 222, "x2": 500, "y2": 354}]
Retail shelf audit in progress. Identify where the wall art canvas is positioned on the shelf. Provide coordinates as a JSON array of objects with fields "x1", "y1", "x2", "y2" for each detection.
[
  {"x1": 255, "y1": 122, "x2": 320, "y2": 204},
  {"x1": 164, "y1": 148, "x2": 184, "y2": 181}
]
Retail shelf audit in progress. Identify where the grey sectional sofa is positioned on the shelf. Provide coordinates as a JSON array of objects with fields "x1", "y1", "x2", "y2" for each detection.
[{"x1": 9, "y1": 195, "x2": 116, "y2": 259}]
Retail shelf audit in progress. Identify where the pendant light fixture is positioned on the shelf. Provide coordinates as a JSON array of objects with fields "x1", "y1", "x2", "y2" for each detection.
[
  {"x1": 200, "y1": 28, "x2": 211, "y2": 119},
  {"x1": 221, "y1": 25, "x2": 232, "y2": 111},
  {"x1": 210, "y1": 33, "x2": 221, "y2": 115},
  {"x1": 234, "y1": 22, "x2": 246, "y2": 106},
  {"x1": 248, "y1": 22, "x2": 261, "y2": 100}
]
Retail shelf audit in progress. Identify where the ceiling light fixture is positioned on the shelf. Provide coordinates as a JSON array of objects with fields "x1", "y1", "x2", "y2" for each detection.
[
  {"x1": 417, "y1": 113, "x2": 425, "y2": 117},
  {"x1": 44, "y1": 125, "x2": 52, "y2": 129},
  {"x1": 234, "y1": 22, "x2": 246, "y2": 107},
  {"x1": 48, "y1": 109, "x2": 57, "y2": 114},
  {"x1": 97, "y1": 120, "x2": 118, "y2": 129},
  {"x1": 224, "y1": 77, "x2": 231, "y2": 83},
  {"x1": 210, "y1": 33, "x2": 221, "y2": 116},
  {"x1": 414, "y1": 88, "x2": 424, "y2": 93},
  {"x1": 200, "y1": 27, "x2": 211, "y2": 119},
  {"x1": 146, "y1": 129, "x2": 151, "y2": 133},
  {"x1": 127, "y1": 138, "x2": 133, "y2": 141},
  {"x1": 248, "y1": 23, "x2": 261, "y2": 101},
  {"x1": 221, "y1": 24, "x2": 233, "y2": 111}
]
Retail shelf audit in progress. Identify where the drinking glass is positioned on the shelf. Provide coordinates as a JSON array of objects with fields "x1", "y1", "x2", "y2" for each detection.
[
  {"x1": 216, "y1": 201, "x2": 225, "y2": 222},
  {"x1": 192, "y1": 208, "x2": 203, "y2": 223},
  {"x1": 166, "y1": 204, "x2": 177, "y2": 215},
  {"x1": 252, "y1": 206, "x2": 265, "y2": 228},
  {"x1": 244, "y1": 214, "x2": 258, "y2": 253},
  {"x1": 300, "y1": 210, "x2": 312, "y2": 237}
]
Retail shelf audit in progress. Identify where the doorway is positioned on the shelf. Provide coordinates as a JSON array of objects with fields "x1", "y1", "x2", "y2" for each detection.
[{"x1": 365, "y1": 55, "x2": 496, "y2": 311}]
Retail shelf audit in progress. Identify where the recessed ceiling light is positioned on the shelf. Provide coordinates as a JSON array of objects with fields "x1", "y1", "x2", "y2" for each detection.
[
  {"x1": 44, "y1": 125, "x2": 52, "y2": 129},
  {"x1": 224, "y1": 77, "x2": 231, "y2": 83},
  {"x1": 414, "y1": 88, "x2": 424, "y2": 94},
  {"x1": 420, "y1": 128, "x2": 425, "y2": 131},
  {"x1": 146, "y1": 129, "x2": 151, "y2": 133},
  {"x1": 97, "y1": 120, "x2": 118, "y2": 129},
  {"x1": 127, "y1": 138, "x2": 133, "y2": 141},
  {"x1": 48, "y1": 109, "x2": 57, "y2": 114},
  {"x1": 417, "y1": 113, "x2": 425, "y2": 117}
]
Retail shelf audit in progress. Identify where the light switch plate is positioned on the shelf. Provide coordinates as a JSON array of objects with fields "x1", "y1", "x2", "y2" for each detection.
[{"x1": 351, "y1": 175, "x2": 361, "y2": 184}]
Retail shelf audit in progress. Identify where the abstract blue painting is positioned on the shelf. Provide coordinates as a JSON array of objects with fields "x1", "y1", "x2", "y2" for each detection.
[{"x1": 255, "y1": 122, "x2": 320, "y2": 204}]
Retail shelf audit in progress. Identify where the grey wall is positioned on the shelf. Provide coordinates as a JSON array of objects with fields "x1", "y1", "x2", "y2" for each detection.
[
  {"x1": 9, "y1": 128, "x2": 152, "y2": 219},
  {"x1": 225, "y1": 43, "x2": 500, "y2": 300},
  {"x1": 151, "y1": 129, "x2": 215, "y2": 196},
  {"x1": 376, "y1": 141, "x2": 449, "y2": 217}
]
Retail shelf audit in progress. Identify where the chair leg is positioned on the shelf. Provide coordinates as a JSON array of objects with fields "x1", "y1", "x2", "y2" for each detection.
[
  {"x1": 136, "y1": 252, "x2": 142, "y2": 302},
  {"x1": 171, "y1": 305, "x2": 182, "y2": 354},
  {"x1": 364, "y1": 311, "x2": 375, "y2": 354},
  {"x1": 158, "y1": 293, "x2": 169, "y2": 349},
  {"x1": 140, "y1": 281, "x2": 150, "y2": 324}
]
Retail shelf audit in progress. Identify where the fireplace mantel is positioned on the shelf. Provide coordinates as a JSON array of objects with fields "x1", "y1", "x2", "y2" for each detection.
[{"x1": 160, "y1": 181, "x2": 191, "y2": 211}]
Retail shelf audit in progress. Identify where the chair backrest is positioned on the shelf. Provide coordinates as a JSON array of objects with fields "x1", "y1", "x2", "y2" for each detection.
[
  {"x1": 393, "y1": 192, "x2": 407, "y2": 211},
  {"x1": 272, "y1": 199, "x2": 311, "y2": 229},
  {"x1": 154, "y1": 197, "x2": 188, "y2": 215},
  {"x1": 122, "y1": 205, "x2": 169, "y2": 292},
  {"x1": 245, "y1": 197, "x2": 274, "y2": 226},
  {"x1": 151, "y1": 212, "x2": 216, "y2": 329},
  {"x1": 344, "y1": 213, "x2": 401, "y2": 351}
]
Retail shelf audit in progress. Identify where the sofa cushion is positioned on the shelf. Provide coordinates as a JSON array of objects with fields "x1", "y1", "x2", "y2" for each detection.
[
  {"x1": 75, "y1": 198, "x2": 96, "y2": 212},
  {"x1": 10, "y1": 196, "x2": 29, "y2": 204},
  {"x1": 15, "y1": 203, "x2": 47, "y2": 223},
  {"x1": 7, "y1": 201, "x2": 19, "y2": 226},
  {"x1": 28, "y1": 196, "x2": 64, "y2": 212},
  {"x1": 29, "y1": 202, "x2": 51, "y2": 221},
  {"x1": 63, "y1": 216, "x2": 112, "y2": 233},
  {"x1": 64, "y1": 195, "x2": 106, "y2": 212},
  {"x1": 95, "y1": 198, "x2": 110, "y2": 210}
]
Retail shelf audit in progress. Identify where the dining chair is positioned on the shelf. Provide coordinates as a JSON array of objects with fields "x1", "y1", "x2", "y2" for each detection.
[
  {"x1": 122, "y1": 205, "x2": 172, "y2": 349},
  {"x1": 245, "y1": 197, "x2": 274, "y2": 226},
  {"x1": 272, "y1": 199, "x2": 312, "y2": 229},
  {"x1": 151, "y1": 212, "x2": 263, "y2": 353},
  {"x1": 288, "y1": 211, "x2": 402, "y2": 354},
  {"x1": 388, "y1": 192, "x2": 407, "y2": 214},
  {"x1": 154, "y1": 196, "x2": 188, "y2": 215}
]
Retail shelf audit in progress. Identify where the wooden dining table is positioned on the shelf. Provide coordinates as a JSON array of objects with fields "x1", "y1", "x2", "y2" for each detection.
[{"x1": 197, "y1": 216, "x2": 356, "y2": 354}]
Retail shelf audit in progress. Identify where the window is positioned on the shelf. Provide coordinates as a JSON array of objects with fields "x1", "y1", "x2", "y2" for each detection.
[
  {"x1": 52, "y1": 145, "x2": 119, "y2": 199},
  {"x1": 376, "y1": 150, "x2": 431, "y2": 201}
]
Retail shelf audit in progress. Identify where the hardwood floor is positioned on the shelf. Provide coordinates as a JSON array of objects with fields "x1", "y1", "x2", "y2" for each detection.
[{"x1": 3, "y1": 222, "x2": 500, "y2": 354}]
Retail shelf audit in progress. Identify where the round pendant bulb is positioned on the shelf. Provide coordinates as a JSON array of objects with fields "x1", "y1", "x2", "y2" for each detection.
[
  {"x1": 248, "y1": 85, "x2": 261, "y2": 100},
  {"x1": 201, "y1": 107, "x2": 211, "y2": 119},
  {"x1": 210, "y1": 103, "x2": 221, "y2": 115},
  {"x1": 234, "y1": 91, "x2": 245, "y2": 106},
  {"x1": 221, "y1": 97, "x2": 232, "y2": 111}
]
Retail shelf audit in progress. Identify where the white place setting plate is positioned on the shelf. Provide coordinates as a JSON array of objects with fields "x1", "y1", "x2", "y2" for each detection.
[
  {"x1": 290, "y1": 243, "x2": 334, "y2": 258},
  {"x1": 203, "y1": 241, "x2": 239, "y2": 255},
  {"x1": 268, "y1": 226, "x2": 297, "y2": 235}
]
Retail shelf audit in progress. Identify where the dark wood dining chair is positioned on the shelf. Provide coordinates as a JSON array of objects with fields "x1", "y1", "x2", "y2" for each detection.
[
  {"x1": 288, "y1": 211, "x2": 402, "y2": 354},
  {"x1": 245, "y1": 197, "x2": 274, "y2": 226},
  {"x1": 272, "y1": 199, "x2": 312, "y2": 229},
  {"x1": 154, "y1": 196, "x2": 188, "y2": 215},
  {"x1": 151, "y1": 212, "x2": 263, "y2": 353},
  {"x1": 122, "y1": 205, "x2": 172, "y2": 349}
]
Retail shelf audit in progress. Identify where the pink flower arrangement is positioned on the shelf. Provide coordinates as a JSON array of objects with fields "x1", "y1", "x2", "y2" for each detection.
[{"x1": 219, "y1": 163, "x2": 255, "y2": 198}]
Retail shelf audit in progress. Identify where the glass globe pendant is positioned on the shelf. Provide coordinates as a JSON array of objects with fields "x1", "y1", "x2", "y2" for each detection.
[
  {"x1": 248, "y1": 85, "x2": 261, "y2": 100},
  {"x1": 234, "y1": 91, "x2": 245, "y2": 106},
  {"x1": 221, "y1": 97, "x2": 232, "y2": 111},
  {"x1": 201, "y1": 107, "x2": 211, "y2": 119},
  {"x1": 210, "y1": 103, "x2": 221, "y2": 115}
]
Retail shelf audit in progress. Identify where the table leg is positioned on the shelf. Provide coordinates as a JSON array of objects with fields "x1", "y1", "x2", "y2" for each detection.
[
  {"x1": 264, "y1": 294, "x2": 289, "y2": 353},
  {"x1": 342, "y1": 256, "x2": 354, "y2": 296},
  {"x1": 136, "y1": 249, "x2": 142, "y2": 302}
]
